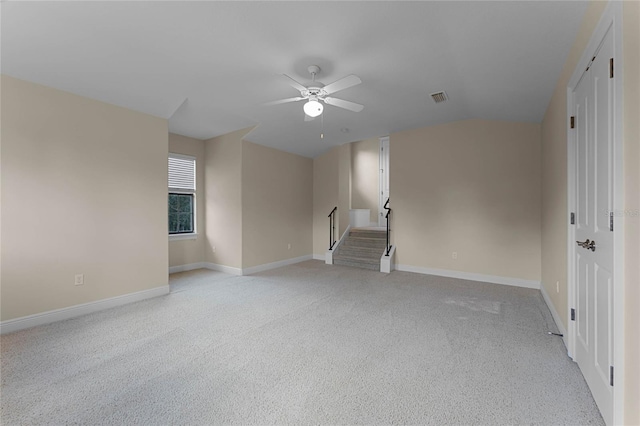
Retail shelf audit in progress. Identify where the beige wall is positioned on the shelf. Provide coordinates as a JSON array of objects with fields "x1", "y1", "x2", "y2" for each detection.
[
  {"x1": 391, "y1": 119, "x2": 542, "y2": 281},
  {"x1": 242, "y1": 141, "x2": 313, "y2": 268},
  {"x1": 351, "y1": 138, "x2": 379, "y2": 224},
  {"x1": 0, "y1": 75, "x2": 168, "y2": 321},
  {"x1": 313, "y1": 147, "x2": 340, "y2": 256},
  {"x1": 168, "y1": 133, "x2": 205, "y2": 268},
  {"x1": 622, "y1": 1, "x2": 639, "y2": 423},
  {"x1": 203, "y1": 128, "x2": 315, "y2": 270},
  {"x1": 173, "y1": 130, "x2": 314, "y2": 270},
  {"x1": 203, "y1": 128, "x2": 247, "y2": 269},
  {"x1": 541, "y1": 1, "x2": 640, "y2": 422}
]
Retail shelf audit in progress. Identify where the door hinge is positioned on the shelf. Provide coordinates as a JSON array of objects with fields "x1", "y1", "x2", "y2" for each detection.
[
  {"x1": 571, "y1": 308, "x2": 576, "y2": 321},
  {"x1": 570, "y1": 116, "x2": 575, "y2": 129},
  {"x1": 610, "y1": 212, "x2": 614, "y2": 231},
  {"x1": 571, "y1": 212, "x2": 575, "y2": 225},
  {"x1": 610, "y1": 58, "x2": 614, "y2": 78},
  {"x1": 610, "y1": 366, "x2": 614, "y2": 386}
]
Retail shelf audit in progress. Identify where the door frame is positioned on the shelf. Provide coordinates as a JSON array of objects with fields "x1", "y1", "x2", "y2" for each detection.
[
  {"x1": 566, "y1": 2, "x2": 624, "y2": 424},
  {"x1": 378, "y1": 136, "x2": 390, "y2": 227}
]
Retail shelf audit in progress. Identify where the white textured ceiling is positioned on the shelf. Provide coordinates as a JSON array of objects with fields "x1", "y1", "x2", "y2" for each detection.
[{"x1": 1, "y1": 1, "x2": 588, "y2": 158}]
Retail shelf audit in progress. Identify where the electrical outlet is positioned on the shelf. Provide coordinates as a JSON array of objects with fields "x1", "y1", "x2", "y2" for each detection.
[
  {"x1": 452, "y1": 252, "x2": 458, "y2": 260},
  {"x1": 287, "y1": 243, "x2": 291, "y2": 250},
  {"x1": 213, "y1": 246, "x2": 216, "y2": 253},
  {"x1": 74, "y1": 274, "x2": 84, "y2": 286},
  {"x1": 556, "y1": 281, "x2": 560, "y2": 293}
]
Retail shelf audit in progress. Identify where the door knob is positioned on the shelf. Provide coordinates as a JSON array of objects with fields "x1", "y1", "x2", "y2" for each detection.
[{"x1": 576, "y1": 239, "x2": 596, "y2": 252}]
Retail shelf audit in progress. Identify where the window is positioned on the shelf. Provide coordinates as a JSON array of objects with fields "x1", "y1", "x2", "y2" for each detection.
[{"x1": 168, "y1": 154, "x2": 196, "y2": 235}]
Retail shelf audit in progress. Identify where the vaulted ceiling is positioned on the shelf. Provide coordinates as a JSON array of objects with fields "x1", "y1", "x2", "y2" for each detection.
[{"x1": 2, "y1": 1, "x2": 588, "y2": 158}]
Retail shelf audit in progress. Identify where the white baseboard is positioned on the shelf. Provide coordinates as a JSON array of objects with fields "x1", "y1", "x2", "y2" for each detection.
[
  {"x1": 540, "y1": 282, "x2": 567, "y2": 345},
  {"x1": 395, "y1": 264, "x2": 541, "y2": 290},
  {"x1": 242, "y1": 255, "x2": 312, "y2": 275},
  {"x1": 313, "y1": 254, "x2": 325, "y2": 261},
  {"x1": 203, "y1": 262, "x2": 243, "y2": 276},
  {"x1": 168, "y1": 262, "x2": 207, "y2": 274},
  {"x1": 180, "y1": 256, "x2": 314, "y2": 277},
  {"x1": 0, "y1": 285, "x2": 169, "y2": 335}
]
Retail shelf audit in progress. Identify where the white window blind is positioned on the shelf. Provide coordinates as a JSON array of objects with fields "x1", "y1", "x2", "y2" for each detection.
[{"x1": 168, "y1": 154, "x2": 196, "y2": 192}]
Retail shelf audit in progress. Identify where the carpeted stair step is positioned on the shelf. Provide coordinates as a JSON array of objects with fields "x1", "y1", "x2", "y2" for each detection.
[
  {"x1": 349, "y1": 229, "x2": 387, "y2": 239},
  {"x1": 335, "y1": 245, "x2": 383, "y2": 259},
  {"x1": 342, "y1": 237, "x2": 387, "y2": 249},
  {"x1": 331, "y1": 228, "x2": 388, "y2": 271},
  {"x1": 333, "y1": 255, "x2": 380, "y2": 271}
]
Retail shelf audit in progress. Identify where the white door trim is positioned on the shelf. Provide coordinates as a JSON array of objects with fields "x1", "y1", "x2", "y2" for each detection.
[
  {"x1": 378, "y1": 136, "x2": 390, "y2": 227},
  {"x1": 566, "y1": 2, "x2": 624, "y2": 424}
]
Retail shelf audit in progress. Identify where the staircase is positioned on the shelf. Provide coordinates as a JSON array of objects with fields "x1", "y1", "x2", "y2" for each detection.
[{"x1": 333, "y1": 228, "x2": 386, "y2": 271}]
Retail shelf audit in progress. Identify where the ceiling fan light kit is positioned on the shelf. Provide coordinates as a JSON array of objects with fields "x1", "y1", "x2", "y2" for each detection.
[
  {"x1": 303, "y1": 99, "x2": 323, "y2": 117},
  {"x1": 266, "y1": 65, "x2": 364, "y2": 118}
]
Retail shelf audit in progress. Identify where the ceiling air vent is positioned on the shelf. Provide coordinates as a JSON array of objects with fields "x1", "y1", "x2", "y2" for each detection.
[{"x1": 430, "y1": 91, "x2": 448, "y2": 103}]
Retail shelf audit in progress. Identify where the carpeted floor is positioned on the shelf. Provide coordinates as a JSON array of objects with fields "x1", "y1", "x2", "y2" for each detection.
[{"x1": 1, "y1": 260, "x2": 603, "y2": 425}]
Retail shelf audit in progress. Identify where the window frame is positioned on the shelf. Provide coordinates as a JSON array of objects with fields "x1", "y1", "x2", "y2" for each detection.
[{"x1": 168, "y1": 153, "x2": 197, "y2": 240}]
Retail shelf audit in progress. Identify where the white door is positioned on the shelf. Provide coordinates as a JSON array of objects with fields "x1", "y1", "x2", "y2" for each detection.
[
  {"x1": 573, "y1": 26, "x2": 614, "y2": 425},
  {"x1": 378, "y1": 137, "x2": 390, "y2": 227}
]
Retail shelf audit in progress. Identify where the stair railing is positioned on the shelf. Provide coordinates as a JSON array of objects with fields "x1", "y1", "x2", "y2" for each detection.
[
  {"x1": 328, "y1": 206, "x2": 337, "y2": 250},
  {"x1": 384, "y1": 198, "x2": 392, "y2": 256}
]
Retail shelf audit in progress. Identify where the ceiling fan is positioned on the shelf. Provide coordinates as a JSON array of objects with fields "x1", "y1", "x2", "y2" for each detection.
[{"x1": 265, "y1": 65, "x2": 364, "y2": 119}]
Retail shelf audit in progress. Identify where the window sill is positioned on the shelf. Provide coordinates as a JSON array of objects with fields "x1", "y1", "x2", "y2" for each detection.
[{"x1": 169, "y1": 233, "x2": 198, "y2": 241}]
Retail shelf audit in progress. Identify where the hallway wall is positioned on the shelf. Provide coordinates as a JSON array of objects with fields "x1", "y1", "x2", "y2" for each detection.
[{"x1": 351, "y1": 138, "x2": 380, "y2": 224}]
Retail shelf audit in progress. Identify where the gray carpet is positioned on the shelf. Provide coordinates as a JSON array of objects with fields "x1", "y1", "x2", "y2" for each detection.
[{"x1": 1, "y1": 260, "x2": 603, "y2": 425}]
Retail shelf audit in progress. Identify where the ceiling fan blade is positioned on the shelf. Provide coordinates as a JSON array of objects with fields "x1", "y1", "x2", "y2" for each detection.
[
  {"x1": 282, "y1": 74, "x2": 307, "y2": 92},
  {"x1": 323, "y1": 74, "x2": 362, "y2": 95},
  {"x1": 264, "y1": 96, "x2": 305, "y2": 106},
  {"x1": 324, "y1": 97, "x2": 364, "y2": 112}
]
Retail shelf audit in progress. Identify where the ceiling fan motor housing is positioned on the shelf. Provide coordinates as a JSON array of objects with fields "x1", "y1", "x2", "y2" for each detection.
[{"x1": 302, "y1": 87, "x2": 327, "y2": 100}]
